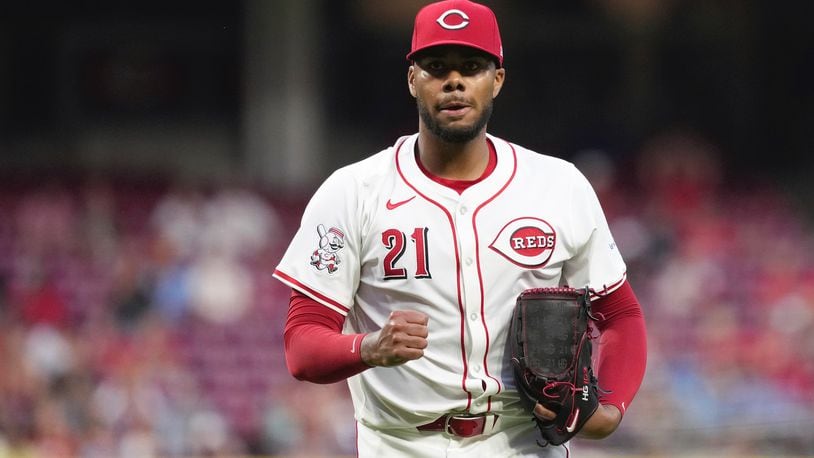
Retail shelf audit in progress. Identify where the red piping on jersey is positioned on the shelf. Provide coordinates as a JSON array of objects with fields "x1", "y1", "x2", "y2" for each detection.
[
  {"x1": 394, "y1": 138, "x2": 473, "y2": 409},
  {"x1": 472, "y1": 140, "x2": 518, "y2": 402},
  {"x1": 273, "y1": 269, "x2": 351, "y2": 314}
]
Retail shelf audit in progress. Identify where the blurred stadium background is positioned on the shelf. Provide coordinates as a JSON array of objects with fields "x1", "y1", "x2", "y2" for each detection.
[{"x1": 1, "y1": 1, "x2": 813, "y2": 457}]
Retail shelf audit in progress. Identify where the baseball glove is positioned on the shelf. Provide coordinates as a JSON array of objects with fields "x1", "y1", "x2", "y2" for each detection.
[{"x1": 510, "y1": 286, "x2": 600, "y2": 446}]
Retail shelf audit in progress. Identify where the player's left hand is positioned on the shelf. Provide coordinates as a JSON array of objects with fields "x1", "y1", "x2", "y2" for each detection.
[{"x1": 533, "y1": 403, "x2": 621, "y2": 440}]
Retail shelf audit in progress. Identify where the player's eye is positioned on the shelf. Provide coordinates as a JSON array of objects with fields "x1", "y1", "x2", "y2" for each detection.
[
  {"x1": 462, "y1": 61, "x2": 481, "y2": 73},
  {"x1": 425, "y1": 61, "x2": 446, "y2": 72}
]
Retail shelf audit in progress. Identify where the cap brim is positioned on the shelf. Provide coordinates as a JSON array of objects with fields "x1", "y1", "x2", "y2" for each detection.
[{"x1": 406, "y1": 41, "x2": 502, "y2": 67}]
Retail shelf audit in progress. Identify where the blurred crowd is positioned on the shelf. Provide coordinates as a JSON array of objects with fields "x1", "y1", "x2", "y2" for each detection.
[
  {"x1": 579, "y1": 130, "x2": 814, "y2": 456},
  {"x1": 0, "y1": 176, "x2": 353, "y2": 457},
  {"x1": 0, "y1": 129, "x2": 812, "y2": 457}
]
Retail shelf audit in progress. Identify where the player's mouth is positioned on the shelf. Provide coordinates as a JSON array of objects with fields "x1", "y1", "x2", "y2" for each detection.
[{"x1": 438, "y1": 101, "x2": 472, "y2": 117}]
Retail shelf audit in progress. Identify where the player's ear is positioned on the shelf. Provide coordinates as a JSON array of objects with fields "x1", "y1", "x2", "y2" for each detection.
[
  {"x1": 407, "y1": 65, "x2": 417, "y2": 98},
  {"x1": 492, "y1": 67, "x2": 506, "y2": 98}
]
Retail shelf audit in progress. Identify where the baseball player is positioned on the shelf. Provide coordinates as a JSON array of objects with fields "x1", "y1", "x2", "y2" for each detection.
[{"x1": 274, "y1": 1, "x2": 647, "y2": 456}]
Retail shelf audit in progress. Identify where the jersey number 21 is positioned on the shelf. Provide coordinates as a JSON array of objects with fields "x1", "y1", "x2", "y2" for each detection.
[{"x1": 381, "y1": 227, "x2": 430, "y2": 280}]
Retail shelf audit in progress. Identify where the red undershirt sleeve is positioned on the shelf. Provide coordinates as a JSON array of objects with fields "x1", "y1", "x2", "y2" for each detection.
[
  {"x1": 284, "y1": 289, "x2": 371, "y2": 384},
  {"x1": 590, "y1": 280, "x2": 648, "y2": 415}
]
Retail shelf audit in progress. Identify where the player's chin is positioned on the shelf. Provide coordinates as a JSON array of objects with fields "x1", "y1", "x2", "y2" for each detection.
[{"x1": 435, "y1": 116, "x2": 477, "y2": 132}]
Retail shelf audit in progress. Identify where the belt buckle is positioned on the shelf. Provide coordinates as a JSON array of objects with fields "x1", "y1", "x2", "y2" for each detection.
[{"x1": 443, "y1": 414, "x2": 484, "y2": 438}]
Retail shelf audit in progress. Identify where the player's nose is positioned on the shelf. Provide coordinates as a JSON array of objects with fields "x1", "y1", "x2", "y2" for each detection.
[{"x1": 443, "y1": 71, "x2": 465, "y2": 92}]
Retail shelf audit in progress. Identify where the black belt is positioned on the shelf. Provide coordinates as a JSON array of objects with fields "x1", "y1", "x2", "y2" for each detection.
[{"x1": 417, "y1": 413, "x2": 498, "y2": 438}]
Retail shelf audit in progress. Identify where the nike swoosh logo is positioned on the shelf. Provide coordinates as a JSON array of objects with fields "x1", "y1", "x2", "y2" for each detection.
[
  {"x1": 386, "y1": 196, "x2": 415, "y2": 210},
  {"x1": 350, "y1": 335, "x2": 360, "y2": 354},
  {"x1": 566, "y1": 408, "x2": 580, "y2": 433}
]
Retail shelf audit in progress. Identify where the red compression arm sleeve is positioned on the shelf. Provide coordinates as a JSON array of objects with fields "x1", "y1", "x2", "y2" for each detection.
[
  {"x1": 284, "y1": 289, "x2": 370, "y2": 384},
  {"x1": 590, "y1": 280, "x2": 647, "y2": 415}
]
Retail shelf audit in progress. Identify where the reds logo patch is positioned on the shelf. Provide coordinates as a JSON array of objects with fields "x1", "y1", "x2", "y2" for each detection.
[
  {"x1": 310, "y1": 224, "x2": 345, "y2": 274},
  {"x1": 489, "y1": 217, "x2": 556, "y2": 268}
]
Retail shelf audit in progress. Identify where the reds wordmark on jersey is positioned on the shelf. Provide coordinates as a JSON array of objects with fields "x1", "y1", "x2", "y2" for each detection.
[{"x1": 273, "y1": 133, "x2": 626, "y2": 429}]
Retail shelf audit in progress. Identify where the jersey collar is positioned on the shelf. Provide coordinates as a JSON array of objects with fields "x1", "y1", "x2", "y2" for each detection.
[{"x1": 395, "y1": 133, "x2": 517, "y2": 203}]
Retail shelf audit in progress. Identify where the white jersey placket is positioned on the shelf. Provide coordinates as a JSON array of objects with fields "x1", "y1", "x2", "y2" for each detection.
[{"x1": 454, "y1": 193, "x2": 493, "y2": 412}]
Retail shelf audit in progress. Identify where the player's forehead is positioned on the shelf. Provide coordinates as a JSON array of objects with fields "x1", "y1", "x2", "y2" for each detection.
[{"x1": 412, "y1": 45, "x2": 495, "y2": 64}]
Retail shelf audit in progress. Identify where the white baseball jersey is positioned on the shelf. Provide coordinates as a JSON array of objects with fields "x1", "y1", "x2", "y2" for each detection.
[{"x1": 274, "y1": 133, "x2": 626, "y2": 431}]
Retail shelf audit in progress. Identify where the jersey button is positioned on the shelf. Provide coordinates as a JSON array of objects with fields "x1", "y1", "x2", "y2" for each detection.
[
  {"x1": 465, "y1": 257, "x2": 473, "y2": 266},
  {"x1": 470, "y1": 313, "x2": 478, "y2": 321},
  {"x1": 459, "y1": 206, "x2": 468, "y2": 215}
]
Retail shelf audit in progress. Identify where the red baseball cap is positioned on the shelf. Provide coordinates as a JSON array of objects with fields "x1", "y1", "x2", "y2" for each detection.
[{"x1": 407, "y1": 0, "x2": 504, "y2": 67}]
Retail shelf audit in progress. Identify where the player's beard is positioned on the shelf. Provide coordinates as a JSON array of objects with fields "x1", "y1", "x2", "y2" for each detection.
[{"x1": 417, "y1": 97, "x2": 493, "y2": 144}]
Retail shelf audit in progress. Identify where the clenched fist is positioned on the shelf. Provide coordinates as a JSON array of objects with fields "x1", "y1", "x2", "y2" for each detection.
[{"x1": 361, "y1": 310, "x2": 429, "y2": 367}]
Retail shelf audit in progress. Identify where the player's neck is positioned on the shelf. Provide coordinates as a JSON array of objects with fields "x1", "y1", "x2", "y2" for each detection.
[{"x1": 416, "y1": 131, "x2": 490, "y2": 181}]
